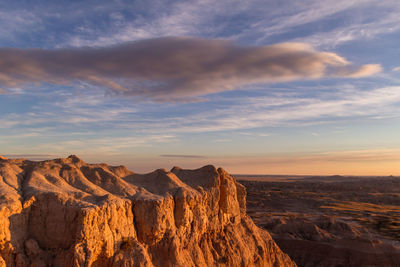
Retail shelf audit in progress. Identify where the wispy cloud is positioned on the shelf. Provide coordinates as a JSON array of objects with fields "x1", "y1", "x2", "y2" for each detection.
[
  {"x1": 63, "y1": 0, "x2": 250, "y2": 47},
  {"x1": 3, "y1": 154, "x2": 57, "y2": 160},
  {"x1": 2, "y1": 0, "x2": 400, "y2": 51},
  {"x1": 63, "y1": 0, "x2": 400, "y2": 49},
  {"x1": 244, "y1": 1, "x2": 400, "y2": 49},
  {"x1": 0, "y1": 134, "x2": 178, "y2": 156},
  {"x1": 226, "y1": 149, "x2": 400, "y2": 165},
  {"x1": 1, "y1": 85, "x2": 399, "y2": 137},
  {"x1": 249, "y1": 0, "x2": 360, "y2": 42},
  {"x1": 160, "y1": 154, "x2": 206, "y2": 159},
  {"x1": 340, "y1": 64, "x2": 383, "y2": 78},
  {"x1": 0, "y1": 37, "x2": 380, "y2": 101},
  {"x1": 293, "y1": 11, "x2": 400, "y2": 48},
  {"x1": 239, "y1": 132, "x2": 272, "y2": 137},
  {"x1": 0, "y1": 9, "x2": 42, "y2": 42}
]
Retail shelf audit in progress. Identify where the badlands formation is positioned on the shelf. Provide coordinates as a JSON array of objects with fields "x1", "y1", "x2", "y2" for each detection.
[
  {"x1": 0, "y1": 155, "x2": 295, "y2": 267},
  {"x1": 240, "y1": 177, "x2": 400, "y2": 267}
]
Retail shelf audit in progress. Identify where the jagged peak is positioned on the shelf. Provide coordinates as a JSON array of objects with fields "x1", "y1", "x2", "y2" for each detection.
[
  {"x1": 172, "y1": 165, "x2": 217, "y2": 174},
  {"x1": 217, "y1": 167, "x2": 230, "y2": 176},
  {"x1": 156, "y1": 168, "x2": 169, "y2": 173},
  {"x1": 170, "y1": 166, "x2": 182, "y2": 172},
  {"x1": 200, "y1": 165, "x2": 218, "y2": 172},
  {"x1": 109, "y1": 165, "x2": 134, "y2": 177},
  {"x1": 67, "y1": 154, "x2": 83, "y2": 164}
]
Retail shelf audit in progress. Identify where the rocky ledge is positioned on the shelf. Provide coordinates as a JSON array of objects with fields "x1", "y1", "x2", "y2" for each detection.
[{"x1": 0, "y1": 155, "x2": 295, "y2": 267}]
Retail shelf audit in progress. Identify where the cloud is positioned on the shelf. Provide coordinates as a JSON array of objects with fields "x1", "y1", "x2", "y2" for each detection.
[
  {"x1": 0, "y1": 37, "x2": 380, "y2": 101},
  {"x1": 63, "y1": 0, "x2": 279, "y2": 48},
  {"x1": 338, "y1": 64, "x2": 382, "y2": 78},
  {"x1": 160, "y1": 154, "x2": 206, "y2": 158},
  {"x1": 3, "y1": 154, "x2": 57, "y2": 160},
  {"x1": 251, "y1": 0, "x2": 360, "y2": 42},
  {"x1": 2, "y1": 85, "x2": 400, "y2": 136},
  {"x1": 286, "y1": 5, "x2": 400, "y2": 49},
  {"x1": 226, "y1": 149, "x2": 400, "y2": 166},
  {"x1": 393, "y1": 66, "x2": 400, "y2": 72},
  {"x1": 1, "y1": 84, "x2": 400, "y2": 157},
  {"x1": 44, "y1": 135, "x2": 177, "y2": 154},
  {"x1": 0, "y1": 9, "x2": 42, "y2": 41},
  {"x1": 63, "y1": 0, "x2": 400, "y2": 49},
  {"x1": 298, "y1": 21, "x2": 400, "y2": 49}
]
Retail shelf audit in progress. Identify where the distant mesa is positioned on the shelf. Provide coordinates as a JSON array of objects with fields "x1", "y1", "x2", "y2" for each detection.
[{"x1": 0, "y1": 155, "x2": 295, "y2": 266}]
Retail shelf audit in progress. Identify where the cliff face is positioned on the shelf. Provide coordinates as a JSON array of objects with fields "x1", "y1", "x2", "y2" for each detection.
[{"x1": 0, "y1": 155, "x2": 295, "y2": 267}]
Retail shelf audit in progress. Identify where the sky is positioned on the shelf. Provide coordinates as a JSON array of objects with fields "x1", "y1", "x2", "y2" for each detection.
[{"x1": 1, "y1": 0, "x2": 400, "y2": 175}]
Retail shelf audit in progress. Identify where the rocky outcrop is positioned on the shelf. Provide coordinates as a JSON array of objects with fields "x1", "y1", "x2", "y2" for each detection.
[{"x1": 0, "y1": 155, "x2": 295, "y2": 267}]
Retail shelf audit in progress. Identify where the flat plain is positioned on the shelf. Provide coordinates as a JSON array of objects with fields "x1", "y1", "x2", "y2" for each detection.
[{"x1": 236, "y1": 175, "x2": 400, "y2": 267}]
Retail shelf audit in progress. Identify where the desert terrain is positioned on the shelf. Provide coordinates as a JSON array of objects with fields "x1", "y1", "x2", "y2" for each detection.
[{"x1": 237, "y1": 175, "x2": 400, "y2": 267}]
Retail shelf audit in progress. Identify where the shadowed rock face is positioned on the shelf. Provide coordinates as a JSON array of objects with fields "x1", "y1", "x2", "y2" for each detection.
[{"x1": 0, "y1": 155, "x2": 295, "y2": 267}]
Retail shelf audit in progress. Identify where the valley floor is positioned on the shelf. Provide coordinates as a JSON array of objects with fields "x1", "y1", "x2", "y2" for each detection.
[{"x1": 237, "y1": 175, "x2": 400, "y2": 267}]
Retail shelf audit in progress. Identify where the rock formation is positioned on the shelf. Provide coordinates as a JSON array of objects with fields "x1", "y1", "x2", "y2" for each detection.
[{"x1": 0, "y1": 155, "x2": 295, "y2": 267}]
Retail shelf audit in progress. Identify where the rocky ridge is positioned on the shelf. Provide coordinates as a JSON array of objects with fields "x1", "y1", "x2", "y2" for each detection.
[{"x1": 0, "y1": 155, "x2": 295, "y2": 267}]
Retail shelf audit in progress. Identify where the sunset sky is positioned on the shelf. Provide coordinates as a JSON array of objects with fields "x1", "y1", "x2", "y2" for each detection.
[{"x1": 1, "y1": 0, "x2": 400, "y2": 175}]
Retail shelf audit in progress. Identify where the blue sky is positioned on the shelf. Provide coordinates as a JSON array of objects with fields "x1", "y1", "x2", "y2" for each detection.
[{"x1": 1, "y1": 0, "x2": 400, "y2": 174}]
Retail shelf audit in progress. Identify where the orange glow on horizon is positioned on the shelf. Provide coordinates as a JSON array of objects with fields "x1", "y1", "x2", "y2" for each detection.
[{"x1": 79, "y1": 148, "x2": 400, "y2": 176}]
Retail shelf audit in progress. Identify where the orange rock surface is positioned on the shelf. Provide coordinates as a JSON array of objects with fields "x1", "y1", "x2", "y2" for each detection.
[{"x1": 0, "y1": 155, "x2": 295, "y2": 267}]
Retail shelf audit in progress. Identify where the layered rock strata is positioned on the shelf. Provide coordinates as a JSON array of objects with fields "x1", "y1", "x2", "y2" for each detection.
[{"x1": 0, "y1": 155, "x2": 295, "y2": 267}]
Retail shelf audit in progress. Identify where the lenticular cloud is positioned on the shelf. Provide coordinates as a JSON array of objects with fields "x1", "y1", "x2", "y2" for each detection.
[{"x1": 0, "y1": 37, "x2": 381, "y2": 100}]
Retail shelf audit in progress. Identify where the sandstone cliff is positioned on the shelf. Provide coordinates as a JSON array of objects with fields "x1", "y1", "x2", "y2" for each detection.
[{"x1": 0, "y1": 155, "x2": 295, "y2": 267}]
